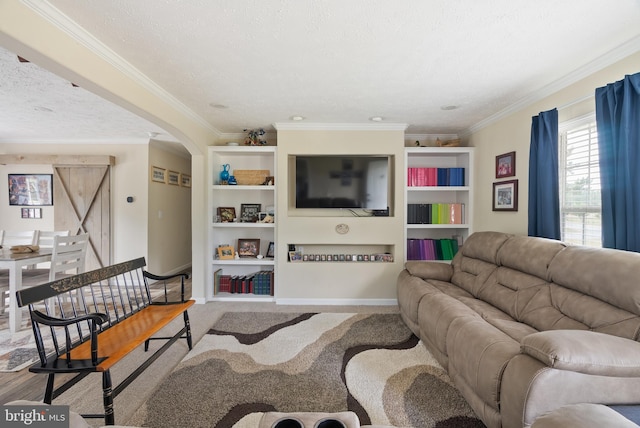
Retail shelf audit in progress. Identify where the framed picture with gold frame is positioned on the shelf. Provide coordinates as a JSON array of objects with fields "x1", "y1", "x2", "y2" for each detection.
[
  {"x1": 167, "y1": 170, "x2": 180, "y2": 185},
  {"x1": 217, "y1": 245, "x2": 235, "y2": 260},
  {"x1": 151, "y1": 166, "x2": 166, "y2": 183}
]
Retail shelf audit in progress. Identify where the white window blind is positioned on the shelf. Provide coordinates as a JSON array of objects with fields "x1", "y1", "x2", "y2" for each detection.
[{"x1": 559, "y1": 119, "x2": 602, "y2": 247}]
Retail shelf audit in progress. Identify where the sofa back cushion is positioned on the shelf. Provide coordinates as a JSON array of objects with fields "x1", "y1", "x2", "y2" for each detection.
[{"x1": 548, "y1": 245, "x2": 640, "y2": 316}]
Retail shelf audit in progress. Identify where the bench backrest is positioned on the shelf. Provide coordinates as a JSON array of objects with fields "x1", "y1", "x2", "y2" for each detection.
[{"x1": 16, "y1": 257, "x2": 153, "y2": 366}]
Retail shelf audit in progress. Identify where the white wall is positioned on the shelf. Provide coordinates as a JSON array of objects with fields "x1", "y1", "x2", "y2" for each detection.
[
  {"x1": 0, "y1": 163, "x2": 54, "y2": 233},
  {"x1": 467, "y1": 51, "x2": 640, "y2": 235},
  {"x1": 148, "y1": 143, "x2": 192, "y2": 275}
]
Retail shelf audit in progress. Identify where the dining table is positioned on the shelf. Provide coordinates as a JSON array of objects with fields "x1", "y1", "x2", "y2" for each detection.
[{"x1": 0, "y1": 247, "x2": 52, "y2": 333}]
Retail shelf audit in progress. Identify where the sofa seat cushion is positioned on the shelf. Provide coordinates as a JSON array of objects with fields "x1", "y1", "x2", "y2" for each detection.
[{"x1": 446, "y1": 317, "x2": 521, "y2": 410}]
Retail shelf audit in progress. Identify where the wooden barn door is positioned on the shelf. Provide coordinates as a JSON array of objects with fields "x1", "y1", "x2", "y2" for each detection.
[{"x1": 53, "y1": 165, "x2": 111, "y2": 270}]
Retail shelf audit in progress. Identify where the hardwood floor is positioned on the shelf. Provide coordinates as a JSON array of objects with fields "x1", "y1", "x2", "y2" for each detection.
[{"x1": 0, "y1": 272, "x2": 192, "y2": 405}]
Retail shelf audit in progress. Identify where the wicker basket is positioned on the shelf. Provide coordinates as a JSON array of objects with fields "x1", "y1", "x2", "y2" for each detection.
[{"x1": 234, "y1": 169, "x2": 270, "y2": 185}]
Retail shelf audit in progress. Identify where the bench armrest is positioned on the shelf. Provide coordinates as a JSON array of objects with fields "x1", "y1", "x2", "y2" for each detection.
[
  {"x1": 144, "y1": 270, "x2": 189, "y2": 303},
  {"x1": 521, "y1": 330, "x2": 640, "y2": 377},
  {"x1": 31, "y1": 310, "x2": 108, "y2": 327},
  {"x1": 31, "y1": 310, "x2": 108, "y2": 366}
]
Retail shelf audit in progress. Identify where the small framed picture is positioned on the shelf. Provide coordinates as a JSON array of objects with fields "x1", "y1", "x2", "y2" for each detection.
[
  {"x1": 289, "y1": 251, "x2": 303, "y2": 262},
  {"x1": 238, "y1": 238, "x2": 260, "y2": 257},
  {"x1": 217, "y1": 207, "x2": 236, "y2": 222},
  {"x1": 302, "y1": 254, "x2": 309, "y2": 261},
  {"x1": 493, "y1": 180, "x2": 519, "y2": 211},
  {"x1": 217, "y1": 245, "x2": 235, "y2": 260},
  {"x1": 167, "y1": 170, "x2": 180, "y2": 185},
  {"x1": 266, "y1": 241, "x2": 275, "y2": 258},
  {"x1": 240, "y1": 203, "x2": 261, "y2": 222},
  {"x1": 496, "y1": 151, "x2": 516, "y2": 178},
  {"x1": 180, "y1": 174, "x2": 191, "y2": 188},
  {"x1": 151, "y1": 166, "x2": 166, "y2": 183}
]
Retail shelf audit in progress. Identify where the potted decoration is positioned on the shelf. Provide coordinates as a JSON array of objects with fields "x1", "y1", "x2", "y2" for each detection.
[{"x1": 244, "y1": 128, "x2": 266, "y2": 146}]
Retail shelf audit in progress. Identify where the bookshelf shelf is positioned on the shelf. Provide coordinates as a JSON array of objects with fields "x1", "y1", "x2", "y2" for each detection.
[
  {"x1": 404, "y1": 147, "x2": 474, "y2": 262},
  {"x1": 208, "y1": 146, "x2": 277, "y2": 300}
]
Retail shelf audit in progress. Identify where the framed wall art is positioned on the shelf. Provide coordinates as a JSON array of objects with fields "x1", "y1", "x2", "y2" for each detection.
[
  {"x1": 493, "y1": 180, "x2": 518, "y2": 211},
  {"x1": 8, "y1": 174, "x2": 53, "y2": 206},
  {"x1": 167, "y1": 170, "x2": 180, "y2": 185},
  {"x1": 496, "y1": 151, "x2": 516, "y2": 178},
  {"x1": 180, "y1": 174, "x2": 191, "y2": 188},
  {"x1": 151, "y1": 166, "x2": 166, "y2": 183}
]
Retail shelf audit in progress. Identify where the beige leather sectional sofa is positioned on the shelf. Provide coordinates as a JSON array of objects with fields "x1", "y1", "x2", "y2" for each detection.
[{"x1": 397, "y1": 231, "x2": 640, "y2": 428}]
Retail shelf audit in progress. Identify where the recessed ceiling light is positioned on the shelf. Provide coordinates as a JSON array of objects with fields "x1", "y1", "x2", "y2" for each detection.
[
  {"x1": 34, "y1": 106, "x2": 53, "y2": 112},
  {"x1": 147, "y1": 131, "x2": 160, "y2": 138},
  {"x1": 369, "y1": 116, "x2": 383, "y2": 122},
  {"x1": 209, "y1": 103, "x2": 229, "y2": 109},
  {"x1": 290, "y1": 115, "x2": 305, "y2": 121},
  {"x1": 441, "y1": 105, "x2": 459, "y2": 111}
]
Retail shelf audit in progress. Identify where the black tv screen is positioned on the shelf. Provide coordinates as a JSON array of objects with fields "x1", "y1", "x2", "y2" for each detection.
[{"x1": 295, "y1": 155, "x2": 390, "y2": 210}]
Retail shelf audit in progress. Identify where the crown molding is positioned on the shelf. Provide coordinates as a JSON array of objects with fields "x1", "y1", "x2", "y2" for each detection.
[
  {"x1": 464, "y1": 34, "x2": 640, "y2": 136},
  {"x1": 23, "y1": 0, "x2": 222, "y2": 139},
  {"x1": 273, "y1": 122, "x2": 408, "y2": 131},
  {"x1": 0, "y1": 137, "x2": 150, "y2": 145}
]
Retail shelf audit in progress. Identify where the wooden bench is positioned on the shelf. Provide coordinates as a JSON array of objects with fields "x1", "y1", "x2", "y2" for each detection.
[{"x1": 15, "y1": 257, "x2": 195, "y2": 425}]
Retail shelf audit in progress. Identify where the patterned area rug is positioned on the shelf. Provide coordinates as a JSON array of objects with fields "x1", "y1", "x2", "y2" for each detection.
[
  {"x1": 129, "y1": 312, "x2": 485, "y2": 428},
  {"x1": 0, "y1": 325, "x2": 40, "y2": 372}
]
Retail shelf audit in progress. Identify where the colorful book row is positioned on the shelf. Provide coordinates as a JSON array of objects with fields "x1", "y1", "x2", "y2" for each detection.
[
  {"x1": 407, "y1": 203, "x2": 464, "y2": 224},
  {"x1": 214, "y1": 269, "x2": 274, "y2": 295},
  {"x1": 407, "y1": 238, "x2": 459, "y2": 261},
  {"x1": 407, "y1": 167, "x2": 465, "y2": 187}
]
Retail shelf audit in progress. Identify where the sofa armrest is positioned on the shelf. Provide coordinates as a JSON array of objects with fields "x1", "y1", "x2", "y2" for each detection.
[
  {"x1": 521, "y1": 330, "x2": 640, "y2": 376},
  {"x1": 404, "y1": 261, "x2": 453, "y2": 281}
]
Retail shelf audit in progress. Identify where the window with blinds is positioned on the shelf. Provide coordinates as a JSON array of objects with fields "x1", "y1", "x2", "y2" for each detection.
[{"x1": 559, "y1": 119, "x2": 601, "y2": 247}]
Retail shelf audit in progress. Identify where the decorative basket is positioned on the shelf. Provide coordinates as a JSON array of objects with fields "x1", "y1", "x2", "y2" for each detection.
[{"x1": 234, "y1": 169, "x2": 270, "y2": 185}]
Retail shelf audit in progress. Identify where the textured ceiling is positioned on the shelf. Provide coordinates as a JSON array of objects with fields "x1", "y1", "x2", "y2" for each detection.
[{"x1": 2, "y1": 0, "x2": 640, "y2": 146}]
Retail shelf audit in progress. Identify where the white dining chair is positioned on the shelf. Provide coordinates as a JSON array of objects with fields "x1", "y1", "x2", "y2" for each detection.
[
  {"x1": 0, "y1": 230, "x2": 39, "y2": 247},
  {"x1": 36, "y1": 230, "x2": 70, "y2": 249},
  {"x1": 23, "y1": 233, "x2": 90, "y2": 283}
]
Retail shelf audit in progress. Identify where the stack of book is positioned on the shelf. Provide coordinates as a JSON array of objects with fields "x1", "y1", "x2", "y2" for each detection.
[
  {"x1": 215, "y1": 269, "x2": 274, "y2": 295},
  {"x1": 407, "y1": 203, "x2": 464, "y2": 224},
  {"x1": 407, "y1": 238, "x2": 459, "y2": 261},
  {"x1": 407, "y1": 167, "x2": 465, "y2": 187}
]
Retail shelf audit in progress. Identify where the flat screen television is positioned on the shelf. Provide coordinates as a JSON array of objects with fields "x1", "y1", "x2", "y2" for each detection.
[{"x1": 295, "y1": 155, "x2": 390, "y2": 211}]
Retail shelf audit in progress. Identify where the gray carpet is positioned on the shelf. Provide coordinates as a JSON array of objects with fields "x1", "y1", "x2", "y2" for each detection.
[{"x1": 128, "y1": 312, "x2": 484, "y2": 428}]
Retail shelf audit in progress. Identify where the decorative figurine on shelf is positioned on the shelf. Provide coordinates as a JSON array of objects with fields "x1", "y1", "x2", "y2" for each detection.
[
  {"x1": 227, "y1": 175, "x2": 237, "y2": 185},
  {"x1": 244, "y1": 128, "x2": 267, "y2": 146},
  {"x1": 220, "y1": 164, "x2": 230, "y2": 184}
]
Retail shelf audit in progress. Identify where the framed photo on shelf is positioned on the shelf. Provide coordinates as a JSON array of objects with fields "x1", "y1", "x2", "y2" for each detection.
[
  {"x1": 266, "y1": 241, "x2": 275, "y2": 258},
  {"x1": 8, "y1": 174, "x2": 53, "y2": 206},
  {"x1": 289, "y1": 251, "x2": 302, "y2": 262},
  {"x1": 167, "y1": 170, "x2": 180, "y2": 185},
  {"x1": 151, "y1": 166, "x2": 166, "y2": 183},
  {"x1": 496, "y1": 151, "x2": 516, "y2": 178},
  {"x1": 217, "y1": 207, "x2": 236, "y2": 223},
  {"x1": 493, "y1": 179, "x2": 518, "y2": 211},
  {"x1": 217, "y1": 245, "x2": 235, "y2": 260},
  {"x1": 238, "y1": 238, "x2": 260, "y2": 257},
  {"x1": 240, "y1": 203, "x2": 261, "y2": 222}
]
